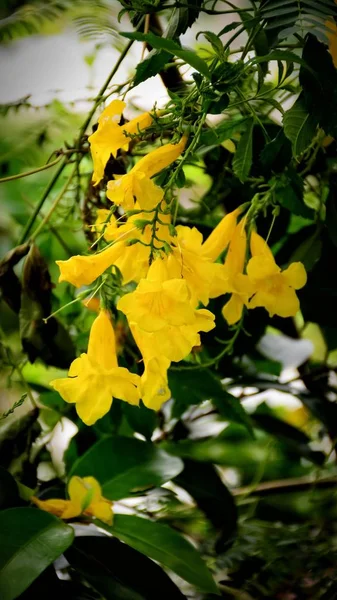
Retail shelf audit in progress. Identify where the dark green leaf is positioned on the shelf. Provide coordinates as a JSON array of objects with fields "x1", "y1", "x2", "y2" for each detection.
[
  {"x1": 283, "y1": 95, "x2": 318, "y2": 156},
  {"x1": 300, "y1": 34, "x2": 337, "y2": 138},
  {"x1": 249, "y1": 50, "x2": 311, "y2": 70},
  {"x1": 199, "y1": 116, "x2": 248, "y2": 147},
  {"x1": 102, "y1": 515, "x2": 219, "y2": 594},
  {"x1": 134, "y1": 50, "x2": 171, "y2": 86},
  {"x1": 197, "y1": 31, "x2": 225, "y2": 59},
  {"x1": 207, "y1": 94, "x2": 230, "y2": 115},
  {"x1": 218, "y1": 22, "x2": 241, "y2": 36},
  {"x1": 121, "y1": 32, "x2": 211, "y2": 78},
  {"x1": 66, "y1": 536, "x2": 187, "y2": 600},
  {"x1": 0, "y1": 507, "x2": 74, "y2": 600},
  {"x1": 0, "y1": 243, "x2": 29, "y2": 313},
  {"x1": 253, "y1": 412, "x2": 325, "y2": 465},
  {"x1": 169, "y1": 369, "x2": 253, "y2": 434},
  {"x1": 123, "y1": 402, "x2": 157, "y2": 441},
  {"x1": 175, "y1": 460, "x2": 237, "y2": 551},
  {"x1": 232, "y1": 118, "x2": 254, "y2": 182},
  {"x1": 70, "y1": 435, "x2": 183, "y2": 500},
  {"x1": 0, "y1": 467, "x2": 20, "y2": 510},
  {"x1": 259, "y1": 129, "x2": 292, "y2": 172},
  {"x1": 289, "y1": 229, "x2": 322, "y2": 270},
  {"x1": 274, "y1": 168, "x2": 315, "y2": 219},
  {"x1": 19, "y1": 245, "x2": 75, "y2": 368}
]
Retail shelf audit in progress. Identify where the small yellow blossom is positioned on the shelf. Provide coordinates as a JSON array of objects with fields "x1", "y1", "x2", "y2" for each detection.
[
  {"x1": 131, "y1": 323, "x2": 171, "y2": 410},
  {"x1": 201, "y1": 206, "x2": 242, "y2": 261},
  {"x1": 56, "y1": 241, "x2": 126, "y2": 288},
  {"x1": 118, "y1": 259, "x2": 215, "y2": 362},
  {"x1": 51, "y1": 310, "x2": 140, "y2": 425},
  {"x1": 32, "y1": 476, "x2": 113, "y2": 525},
  {"x1": 107, "y1": 170, "x2": 164, "y2": 211},
  {"x1": 88, "y1": 99, "x2": 153, "y2": 186},
  {"x1": 57, "y1": 208, "x2": 173, "y2": 289},
  {"x1": 106, "y1": 137, "x2": 187, "y2": 211},
  {"x1": 211, "y1": 222, "x2": 255, "y2": 325},
  {"x1": 247, "y1": 231, "x2": 307, "y2": 318},
  {"x1": 167, "y1": 225, "x2": 225, "y2": 306}
]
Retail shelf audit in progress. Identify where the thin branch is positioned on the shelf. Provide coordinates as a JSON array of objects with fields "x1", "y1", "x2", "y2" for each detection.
[
  {"x1": 233, "y1": 475, "x2": 337, "y2": 497},
  {"x1": 0, "y1": 155, "x2": 62, "y2": 184}
]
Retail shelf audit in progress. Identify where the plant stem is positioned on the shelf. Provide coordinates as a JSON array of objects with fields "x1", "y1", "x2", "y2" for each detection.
[
  {"x1": 0, "y1": 156, "x2": 62, "y2": 184},
  {"x1": 233, "y1": 475, "x2": 337, "y2": 497},
  {"x1": 17, "y1": 33, "x2": 138, "y2": 246},
  {"x1": 30, "y1": 164, "x2": 77, "y2": 241},
  {"x1": 18, "y1": 156, "x2": 69, "y2": 245}
]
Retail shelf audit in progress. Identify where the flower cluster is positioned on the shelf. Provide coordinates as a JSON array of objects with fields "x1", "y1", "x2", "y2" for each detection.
[{"x1": 52, "y1": 99, "x2": 307, "y2": 425}]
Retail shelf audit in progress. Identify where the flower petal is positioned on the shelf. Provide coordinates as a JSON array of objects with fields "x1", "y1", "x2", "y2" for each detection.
[
  {"x1": 246, "y1": 255, "x2": 280, "y2": 282},
  {"x1": 56, "y1": 242, "x2": 124, "y2": 288},
  {"x1": 87, "y1": 310, "x2": 118, "y2": 369},
  {"x1": 88, "y1": 500, "x2": 113, "y2": 524},
  {"x1": 201, "y1": 207, "x2": 241, "y2": 261},
  {"x1": 141, "y1": 356, "x2": 171, "y2": 411},
  {"x1": 133, "y1": 136, "x2": 187, "y2": 178},
  {"x1": 222, "y1": 294, "x2": 244, "y2": 325},
  {"x1": 282, "y1": 262, "x2": 307, "y2": 290}
]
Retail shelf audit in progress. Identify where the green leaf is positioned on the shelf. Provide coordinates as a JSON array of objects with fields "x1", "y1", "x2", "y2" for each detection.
[
  {"x1": 283, "y1": 95, "x2": 318, "y2": 156},
  {"x1": 123, "y1": 402, "x2": 157, "y2": 442},
  {"x1": 175, "y1": 460, "x2": 237, "y2": 551},
  {"x1": 250, "y1": 50, "x2": 312, "y2": 71},
  {"x1": 232, "y1": 118, "x2": 254, "y2": 182},
  {"x1": 0, "y1": 468, "x2": 20, "y2": 510},
  {"x1": 70, "y1": 435, "x2": 183, "y2": 500},
  {"x1": 259, "y1": 129, "x2": 292, "y2": 172},
  {"x1": 102, "y1": 515, "x2": 219, "y2": 594},
  {"x1": 218, "y1": 21, "x2": 241, "y2": 36},
  {"x1": 120, "y1": 32, "x2": 211, "y2": 78},
  {"x1": 197, "y1": 30, "x2": 225, "y2": 59},
  {"x1": 300, "y1": 34, "x2": 337, "y2": 138},
  {"x1": 66, "y1": 536, "x2": 187, "y2": 600},
  {"x1": 169, "y1": 369, "x2": 253, "y2": 434},
  {"x1": 253, "y1": 411, "x2": 325, "y2": 465},
  {"x1": 289, "y1": 229, "x2": 322, "y2": 270},
  {"x1": 274, "y1": 168, "x2": 315, "y2": 219},
  {"x1": 199, "y1": 116, "x2": 248, "y2": 148},
  {"x1": 134, "y1": 50, "x2": 171, "y2": 86},
  {"x1": 0, "y1": 507, "x2": 74, "y2": 600}
]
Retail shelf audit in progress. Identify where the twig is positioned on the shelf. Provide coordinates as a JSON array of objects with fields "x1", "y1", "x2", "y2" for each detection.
[
  {"x1": 0, "y1": 156, "x2": 62, "y2": 184},
  {"x1": 233, "y1": 475, "x2": 337, "y2": 497}
]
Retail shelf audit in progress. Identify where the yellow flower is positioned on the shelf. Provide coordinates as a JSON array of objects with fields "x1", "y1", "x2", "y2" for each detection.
[
  {"x1": 88, "y1": 99, "x2": 153, "y2": 186},
  {"x1": 201, "y1": 206, "x2": 242, "y2": 261},
  {"x1": 118, "y1": 259, "x2": 215, "y2": 362},
  {"x1": 51, "y1": 310, "x2": 140, "y2": 425},
  {"x1": 56, "y1": 241, "x2": 126, "y2": 288},
  {"x1": 247, "y1": 231, "x2": 307, "y2": 318},
  {"x1": 106, "y1": 137, "x2": 187, "y2": 211},
  {"x1": 32, "y1": 476, "x2": 113, "y2": 524},
  {"x1": 118, "y1": 258, "x2": 199, "y2": 331},
  {"x1": 56, "y1": 208, "x2": 173, "y2": 289},
  {"x1": 94, "y1": 209, "x2": 119, "y2": 241},
  {"x1": 130, "y1": 323, "x2": 171, "y2": 410},
  {"x1": 107, "y1": 171, "x2": 164, "y2": 211},
  {"x1": 212, "y1": 222, "x2": 255, "y2": 325},
  {"x1": 167, "y1": 225, "x2": 225, "y2": 306}
]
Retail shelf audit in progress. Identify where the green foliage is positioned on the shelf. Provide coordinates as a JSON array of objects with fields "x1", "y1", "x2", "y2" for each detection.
[
  {"x1": 105, "y1": 514, "x2": 218, "y2": 594},
  {"x1": 0, "y1": 508, "x2": 74, "y2": 600},
  {"x1": 69, "y1": 436, "x2": 184, "y2": 499}
]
